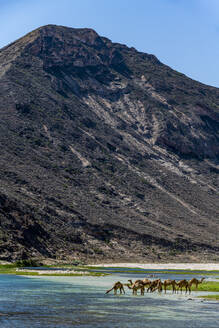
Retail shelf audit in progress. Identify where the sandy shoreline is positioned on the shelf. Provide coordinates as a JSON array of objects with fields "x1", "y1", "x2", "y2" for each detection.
[
  {"x1": 92, "y1": 263, "x2": 219, "y2": 271},
  {"x1": 16, "y1": 269, "x2": 89, "y2": 275}
]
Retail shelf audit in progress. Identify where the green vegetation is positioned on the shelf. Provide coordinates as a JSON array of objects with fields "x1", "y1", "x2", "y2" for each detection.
[
  {"x1": 16, "y1": 271, "x2": 106, "y2": 277},
  {"x1": 15, "y1": 259, "x2": 40, "y2": 267},
  {"x1": 198, "y1": 295, "x2": 219, "y2": 301},
  {"x1": 1, "y1": 262, "x2": 218, "y2": 279},
  {"x1": 82, "y1": 266, "x2": 219, "y2": 275},
  {"x1": 164, "y1": 281, "x2": 219, "y2": 292},
  {"x1": 0, "y1": 263, "x2": 107, "y2": 276},
  {"x1": 193, "y1": 281, "x2": 219, "y2": 292}
]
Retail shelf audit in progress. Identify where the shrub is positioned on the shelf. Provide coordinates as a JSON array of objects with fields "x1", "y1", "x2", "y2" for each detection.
[{"x1": 15, "y1": 259, "x2": 40, "y2": 268}]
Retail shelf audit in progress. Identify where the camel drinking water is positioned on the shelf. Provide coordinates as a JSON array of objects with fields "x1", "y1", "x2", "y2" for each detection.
[
  {"x1": 147, "y1": 279, "x2": 161, "y2": 293},
  {"x1": 105, "y1": 281, "x2": 125, "y2": 295},
  {"x1": 127, "y1": 279, "x2": 146, "y2": 295}
]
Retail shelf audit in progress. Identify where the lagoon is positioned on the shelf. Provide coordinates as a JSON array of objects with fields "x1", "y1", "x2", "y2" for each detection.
[{"x1": 0, "y1": 271, "x2": 218, "y2": 328}]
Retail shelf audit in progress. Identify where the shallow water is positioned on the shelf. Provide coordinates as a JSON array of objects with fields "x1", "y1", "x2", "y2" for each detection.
[{"x1": 0, "y1": 273, "x2": 218, "y2": 328}]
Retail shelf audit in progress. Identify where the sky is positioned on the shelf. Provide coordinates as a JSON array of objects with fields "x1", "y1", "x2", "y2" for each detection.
[{"x1": 0, "y1": 0, "x2": 219, "y2": 87}]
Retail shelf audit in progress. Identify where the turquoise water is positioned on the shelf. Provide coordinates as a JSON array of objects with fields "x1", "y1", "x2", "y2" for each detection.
[{"x1": 0, "y1": 273, "x2": 218, "y2": 327}]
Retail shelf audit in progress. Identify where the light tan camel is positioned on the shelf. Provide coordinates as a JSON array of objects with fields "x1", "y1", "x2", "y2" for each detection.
[
  {"x1": 105, "y1": 281, "x2": 125, "y2": 295},
  {"x1": 163, "y1": 279, "x2": 177, "y2": 293},
  {"x1": 147, "y1": 279, "x2": 161, "y2": 293},
  {"x1": 188, "y1": 277, "x2": 205, "y2": 290},
  {"x1": 176, "y1": 279, "x2": 191, "y2": 294}
]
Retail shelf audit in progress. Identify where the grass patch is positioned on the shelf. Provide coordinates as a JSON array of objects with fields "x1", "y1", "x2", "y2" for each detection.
[
  {"x1": 0, "y1": 264, "x2": 107, "y2": 276},
  {"x1": 198, "y1": 295, "x2": 219, "y2": 301},
  {"x1": 165, "y1": 281, "x2": 219, "y2": 292},
  {"x1": 82, "y1": 266, "x2": 219, "y2": 275},
  {"x1": 193, "y1": 282, "x2": 219, "y2": 292}
]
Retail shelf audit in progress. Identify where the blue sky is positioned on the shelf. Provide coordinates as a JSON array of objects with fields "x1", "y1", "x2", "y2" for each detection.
[{"x1": 0, "y1": 0, "x2": 219, "y2": 87}]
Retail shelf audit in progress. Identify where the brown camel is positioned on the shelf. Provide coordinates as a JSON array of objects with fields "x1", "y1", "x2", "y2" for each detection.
[
  {"x1": 105, "y1": 281, "x2": 125, "y2": 295},
  {"x1": 176, "y1": 279, "x2": 191, "y2": 294},
  {"x1": 151, "y1": 280, "x2": 163, "y2": 293},
  {"x1": 163, "y1": 279, "x2": 177, "y2": 293},
  {"x1": 147, "y1": 279, "x2": 161, "y2": 293},
  {"x1": 129, "y1": 282, "x2": 145, "y2": 295},
  {"x1": 127, "y1": 278, "x2": 151, "y2": 286},
  {"x1": 142, "y1": 278, "x2": 151, "y2": 286},
  {"x1": 128, "y1": 279, "x2": 143, "y2": 285},
  {"x1": 188, "y1": 277, "x2": 205, "y2": 290},
  {"x1": 127, "y1": 279, "x2": 146, "y2": 295}
]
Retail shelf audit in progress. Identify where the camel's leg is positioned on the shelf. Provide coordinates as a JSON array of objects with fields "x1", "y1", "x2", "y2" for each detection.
[{"x1": 148, "y1": 286, "x2": 152, "y2": 293}]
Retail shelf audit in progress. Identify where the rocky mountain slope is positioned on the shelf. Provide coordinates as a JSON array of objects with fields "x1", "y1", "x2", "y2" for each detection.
[{"x1": 0, "y1": 25, "x2": 218, "y2": 262}]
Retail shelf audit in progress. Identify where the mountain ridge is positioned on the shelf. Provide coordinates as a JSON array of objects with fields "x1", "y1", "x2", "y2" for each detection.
[{"x1": 0, "y1": 25, "x2": 218, "y2": 263}]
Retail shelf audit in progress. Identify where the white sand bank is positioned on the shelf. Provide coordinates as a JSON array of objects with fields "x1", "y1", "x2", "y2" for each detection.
[
  {"x1": 92, "y1": 263, "x2": 219, "y2": 271},
  {"x1": 16, "y1": 269, "x2": 89, "y2": 275}
]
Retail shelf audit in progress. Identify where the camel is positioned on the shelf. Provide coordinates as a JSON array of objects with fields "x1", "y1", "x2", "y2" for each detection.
[
  {"x1": 147, "y1": 279, "x2": 161, "y2": 293},
  {"x1": 142, "y1": 278, "x2": 151, "y2": 286},
  {"x1": 127, "y1": 279, "x2": 146, "y2": 289},
  {"x1": 151, "y1": 280, "x2": 163, "y2": 293},
  {"x1": 176, "y1": 279, "x2": 191, "y2": 294},
  {"x1": 105, "y1": 281, "x2": 125, "y2": 295},
  {"x1": 129, "y1": 281, "x2": 145, "y2": 295},
  {"x1": 127, "y1": 279, "x2": 146, "y2": 295},
  {"x1": 141, "y1": 278, "x2": 151, "y2": 290},
  {"x1": 163, "y1": 279, "x2": 177, "y2": 293},
  {"x1": 188, "y1": 277, "x2": 205, "y2": 290},
  {"x1": 128, "y1": 279, "x2": 145, "y2": 285}
]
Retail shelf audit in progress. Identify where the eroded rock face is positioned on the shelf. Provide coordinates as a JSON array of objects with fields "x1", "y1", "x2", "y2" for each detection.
[{"x1": 0, "y1": 25, "x2": 218, "y2": 262}]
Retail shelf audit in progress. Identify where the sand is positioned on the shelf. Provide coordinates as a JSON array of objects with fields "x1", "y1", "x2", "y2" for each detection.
[
  {"x1": 16, "y1": 269, "x2": 89, "y2": 275},
  {"x1": 92, "y1": 263, "x2": 219, "y2": 271}
]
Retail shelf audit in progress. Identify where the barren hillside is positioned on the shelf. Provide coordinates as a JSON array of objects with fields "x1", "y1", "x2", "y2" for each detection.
[{"x1": 0, "y1": 25, "x2": 218, "y2": 262}]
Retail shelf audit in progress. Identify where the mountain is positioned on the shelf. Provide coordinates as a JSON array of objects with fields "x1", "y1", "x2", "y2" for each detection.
[{"x1": 0, "y1": 24, "x2": 218, "y2": 263}]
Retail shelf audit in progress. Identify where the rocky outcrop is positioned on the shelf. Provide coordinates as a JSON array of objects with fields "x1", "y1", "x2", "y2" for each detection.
[{"x1": 0, "y1": 25, "x2": 218, "y2": 262}]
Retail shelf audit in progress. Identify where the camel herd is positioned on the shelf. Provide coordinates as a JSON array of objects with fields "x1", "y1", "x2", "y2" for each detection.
[{"x1": 105, "y1": 277, "x2": 205, "y2": 295}]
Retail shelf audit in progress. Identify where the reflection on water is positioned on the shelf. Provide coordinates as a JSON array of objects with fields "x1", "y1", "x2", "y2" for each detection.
[{"x1": 0, "y1": 272, "x2": 218, "y2": 328}]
